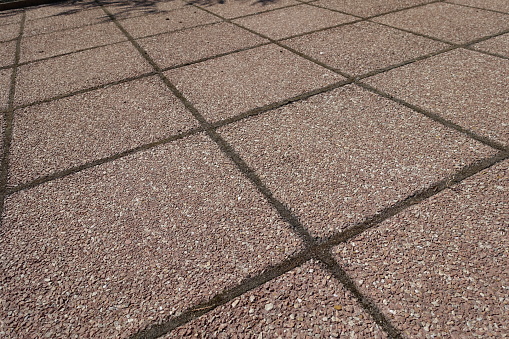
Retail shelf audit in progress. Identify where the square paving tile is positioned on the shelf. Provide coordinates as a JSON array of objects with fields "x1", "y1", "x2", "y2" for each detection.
[
  {"x1": 314, "y1": 0, "x2": 433, "y2": 18},
  {"x1": 365, "y1": 49, "x2": 509, "y2": 146},
  {"x1": 334, "y1": 159, "x2": 509, "y2": 337},
  {"x1": 15, "y1": 41, "x2": 152, "y2": 106},
  {"x1": 170, "y1": 261, "x2": 386, "y2": 338},
  {"x1": 24, "y1": 1, "x2": 98, "y2": 21},
  {"x1": 471, "y1": 32, "x2": 509, "y2": 57},
  {"x1": 9, "y1": 76, "x2": 199, "y2": 186},
  {"x1": 103, "y1": 0, "x2": 189, "y2": 19},
  {"x1": 24, "y1": 8, "x2": 110, "y2": 37},
  {"x1": 0, "y1": 134, "x2": 303, "y2": 338},
  {"x1": 217, "y1": 85, "x2": 495, "y2": 238},
  {"x1": 449, "y1": 0, "x2": 509, "y2": 13},
  {"x1": 20, "y1": 22, "x2": 127, "y2": 63},
  {"x1": 0, "y1": 10, "x2": 22, "y2": 26},
  {"x1": 138, "y1": 22, "x2": 267, "y2": 69},
  {"x1": 373, "y1": 2, "x2": 509, "y2": 44},
  {"x1": 232, "y1": 4, "x2": 356, "y2": 40},
  {"x1": 191, "y1": 0, "x2": 299, "y2": 19},
  {"x1": 0, "y1": 40, "x2": 15, "y2": 67},
  {"x1": 0, "y1": 23, "x2": 19, "y2": 42},
  {"x1": 119, "y1": 6, "x2": 220, "y2": 39},
  {"x1": 0, "y1": 68, "x2": 11, "y2": 110},
  {"x1": 284, "y1": 21, "x2": 447, "y2": 76},
  {"x1": 165, "y1": 44, "x2": 344, "y2": 122}
]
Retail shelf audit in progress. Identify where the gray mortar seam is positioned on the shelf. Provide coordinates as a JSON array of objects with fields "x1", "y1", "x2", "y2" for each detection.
[
  {"x1": 131, "y1": 150, "x2": 508, "y2": 339},
  {"x1": 301, "y1": 0, "x2": 445, "y2": 20},
  {"x1": 463, "y1": 46, "x2": 509, "y2": 61},
  {"x1": 355, "y1": 81, "x2": 508, "y2": 153},
  {"x1": 443, "y1": 0, "x2": 509, "y2": 15},
  {"x1": 0, "y1": 10, "x2": 24, "y2": 231}
]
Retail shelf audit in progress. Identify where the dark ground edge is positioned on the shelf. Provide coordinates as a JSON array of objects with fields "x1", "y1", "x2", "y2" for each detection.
[{"x1": 0, "y1": 11, "x2": 24, "y2": 231}]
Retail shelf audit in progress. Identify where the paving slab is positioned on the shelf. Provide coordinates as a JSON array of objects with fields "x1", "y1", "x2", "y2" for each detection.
[
  {"x1": 0, "y1": 9, "x2": 21, "y2": 26},
  {"x1": 471, "y1": 32, "x2": 509, "y2": 58},
  {"x1": 449, "y1": 0, "x2": 509, "y2": 13},
  {"x1": 0, "y1": 22, "x2": 19, "y2": 42},
  {"x1": 165, "y1": 44, "x2": 344, "y2": 122},
  {"x1": 101, "y1": 0, "x2": 189, "y2": 19},
  {"x1": 138, "y1": 22, "x2": 267, "y2": 69},
  {"x1": 24, "y1": 8, "x2": 110, "y2": 37},
  {"x1": 284, "y1": 21, "x2": 448, "y2": 76},
  {"x1": 9, "y1": 75, "x2": 199, "y2": 186},
  {"x1": 0, "y1": 68, "x2": 11, "y2": 110},
  {"x1": 314, "y1": 0, "x2": 433, "y2": 18},
  {"x1": 190, "y1": 0, "x2": 299, "y2": 19},
  {"x1": 334, "y1": 159, "x2": 509, "y2": 337},
  {"x1": 217, "y1": 85, "x2": 495, "y2": 238},
  {"x1": 373, "y1": 2, "x2": 509, "y2": 44},
  {"x1": 20, "y1": 21, "x2": 127, "y2": 63},
  {"x1": 0, "y1": 40, "x2": 15, "y2": 67},
  {"x1": 170, "y1": 261, "x2": 386, "y2": 338},
  {"x1": 232, "y1": 4, "x2": 356, "y2": 40},
  {"x1": 365, "y1": 49, "x2": 509, "y2": 146},
  {"x1": 14, "y1": 41, "x2": 152, "y2": 106},
  {"x1": 0, "y1": 134, "x2": 303, "y2": 338},
  {"x1": 118, "y1": 6, "x2": 220, "y2": 39}
]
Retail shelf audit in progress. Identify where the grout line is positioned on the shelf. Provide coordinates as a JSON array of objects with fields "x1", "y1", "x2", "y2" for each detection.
[
  {"x1": 463, "y1": 46, "x2": 509, "y2": 60},
  {"x1": 356, "y1": 81, "x2": 508, "y2": 152},
  {"x1": 318, "y1": 252, "x2": 404, "y2": 338},
  {"x1": 130, "y1": 250, "x2": 314, "y2": 339},
  {"x1": 10, "y1": 71, "x2": 157, "y2": 110},
  {"x1": 442, "y1": 0, "x2": 509, "y2": 15},
  {"x1": 319, "y1": 151, "x2": 509, "y2": 248},
  {"x1": 4, "y1": 127, "x2": 205, "y2": 195},
  {"x1": 0, "y1": 10, "x2": 24, "y2": 230}
]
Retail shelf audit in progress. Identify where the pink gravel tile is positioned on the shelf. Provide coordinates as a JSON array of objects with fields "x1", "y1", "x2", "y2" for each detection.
[
  {"x1": 373, "y1": 2, "x2": 509, "y2": 44},
  {"x1": 0, "y1": 23, "x2": 19, "y2": 42},
  {"x1": 449, "y1": 0, "x2": 509, "y2": 13},
  {"x1": 170, "y1": 261, "x2": 386, "y2": 338},
  {"x1": 232, "y1": 4, "x2": 356, "y2": 39},
  {"x1": 0, "y1": 134, "x2": 303, "y2": 338},
  {"x1": 24, "y1": 1, "x2": 98, "y2": 21},
  {"x1": 0, "y1": 10, "x2": 22, "y2": 26},
  {"x1": 20, "y1": 22, "x2": 127, "y2": 63},
  {"x1": 14, "y1": 42, "x2": 152, "y2": 106},
  {"x1": 138, "y1": 22, "x2": 267, "y2": 69},
  {"x1": 471, "y1": 32, "x2": 509, "y2": 57},
  {"x1": 103, "y1": 0, "x2": 189, "y2": 19},
  {"x1": 24, "y1": 8, "x2": 110, "y2": 37},
  {"x1": 314, "y1": 0, "x2": 433, "y2": 17},
  {"x1": 0, "y1": 40, "x2": 15, "y2": 67},
  {"x1": 191, "y1": 0, "x2": 299, "y2": 20},
  {"x1": 118, "y1": 6, "x2": 220, "y2": 39},
  {"x1": 165, "y1": 44, "x2": 344, "y2": 122},
  {"x1": 0, "y1": 68, "x2": 11, "y2": 110},
  {"x1": 217, "y1": 85, "x2": 495, "y2": 238},
  {"x1": 334, "y1": 159, "x2": 509, "y2": 337},
  {"x1": 9, "y1": 75, "x2": 198, "y2": 186},
  {"x1": 365, "y1": 49, "x2": 509, "y2": 146},
  {"x1": 284, "y1": 21, "x2": 447, "y2": 75}
]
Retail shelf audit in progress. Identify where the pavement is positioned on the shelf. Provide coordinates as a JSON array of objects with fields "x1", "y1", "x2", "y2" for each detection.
[{"x1": 0, "y1": 0, "x2": 508, "y2": 338}]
